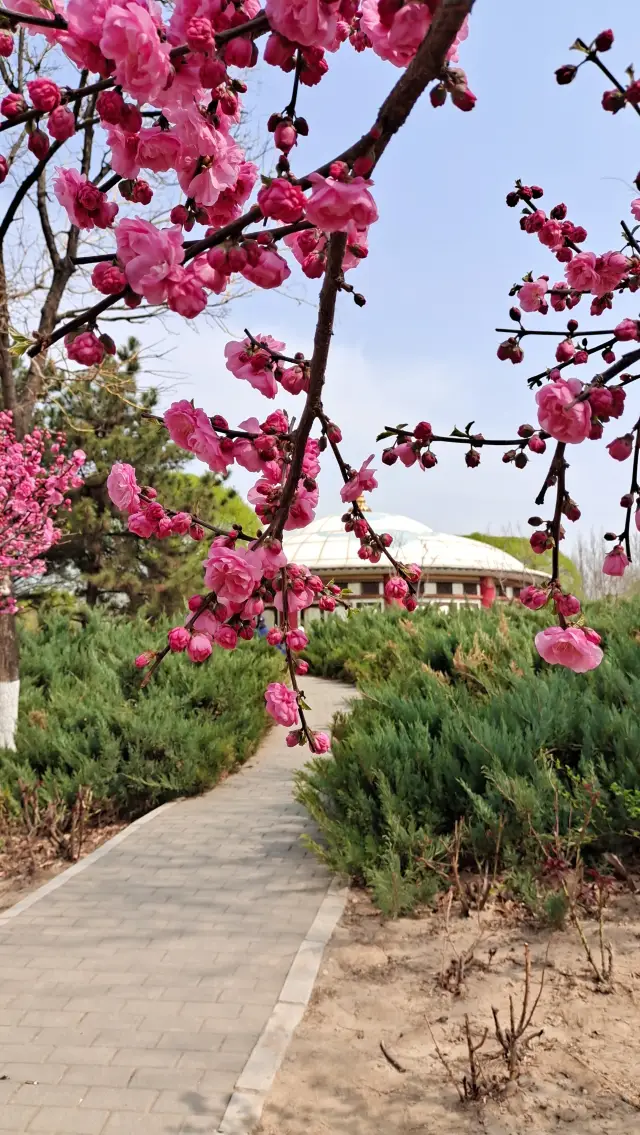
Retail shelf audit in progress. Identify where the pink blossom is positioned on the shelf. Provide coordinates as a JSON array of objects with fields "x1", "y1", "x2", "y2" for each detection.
[
  {"x1": 361, "y1": 0, "x2": 428, "y2": 67},
  {"x1": 565, "y1": 250, "x2": 628, "y2": 296},
  {"x1": 538, "y1": 220, "x2": 564, "y2": 251},
  {"x1": 257, "y1": 179, "x2": 306, "y2": 223},
  {"x1": 555, "y1": 339, "x2": 575, "y2": 363},
  {"x1": 341, "y1": 455, "x2": 378, "y2": 503},
  {"x1": 96, "y1": 89, "x2": 125, "y2": 125},
  {"x1": 384, "y1": 576, "x2": 409, "y2": 602},
  {"x1": 265, "y1": 681, "x2": 299, "y2": 727},
  {"x1": 535, "y1": 377, "x2": 591, "y2": 444},
  {"x1": 534, "y1": 626, "x2": 603, "y2": 672},
  {"x1": 188, "y1": 409, "x2": 229, "y2": 473},
  {"x1": 204, "y1": 545, "x2": 262, "y2": 604},
  {"x1": 168, "y1": 626, "x2": 191, "y2": 652},
  {"x1": 100, "y1": 3, "x2": 171, "y2": 105},
  {"x1": 615, "y1": 318, "x2": 639, "y2": 341},
  {"x1": 65, "y1": 331, "x2": 105, "y2": 367},
  {"x1": 305, "y1": 173, "x2": 378, "y2": 233},
  {"x1": 27, "y1": 78, "x2": 61, "y2": 112},
  {"x1": 597, "y1": 250, "x2": 629, "y2": 293},
  {"x1": 47, "y1": 106, "x2": 75, "y2": 141},
  {"x1": 103, "y1": 124, "x2": 140, "y2": 179},
  {"x1": 241, "y1": 246, "x2": 291, "y2": 289},
  {"x1": 1, "y1": 92, "x2": 25, "y2": 118},
  {"x1": 170, "y1": 511, "x2": 192, "y2": 535},
  {"x1": 607, "y1": 434, "x2": 633, "y2": 461},
  {"x1": 224, "y1": 335, "x2": 283, "y2": 398},
  {"x1": 285, "y1": 482, "x2": 319, "y2": 529},
  {"x1": 107, "y1": 462, "x2": 140, "y2": 512},
  {"x1": 128, "y1": 510, "x2": 155, "y2": 537},
  {"x1": 115, "y1": 219, "x2": 184, "y2": 305},
  {"x1": 164, "y1": 400, "x2": 199, "y2": 450},
  {"x1": 91, "y1": 262, "x2": 126, "y2": 295},
  {"x1": 555, "y1": 593, "x2": 581, "y2": 617},
  {"x1": 266, "y1": 627, "x2": 283, "y2": 645},
  {"x1": 286, "y1": 628, "x2": 308, "y2": 652},
  {"x1": 214, "y1": 624, "x2": 238, "y2": 650},
  {"x1": 632, "y1": 198, "x2": 640, "y2": 222},
  {"x1": 265, "y1": 0, "x2": 339, "y2": 50},
  {"x1": 54, "y1": 168, "x2": 118, "y2": 230},
  {"x1": 603, "y1": 544, "x2": 629, "y2": 577},
  {"x1": 248, "y1": 539, "x2": 287, "y2": 579},
  {"x1": 311, "y1": 731, "x2": 331, "y2": 752},
  {"x1": 167, "y1": 268, "x2": 208, "y2": 318},
  {"x1": 187, "y1": 633, "x2": 213, "y2": 662},
  {"x1": 137, "y1": 126, "x2": 182, "y2": 173},
  {"x1": 519, "y1": 585, "x2": 548, "y2": 610},
  {"x1": 519, "y1": 277, "x2": 548, "y2": 313}
]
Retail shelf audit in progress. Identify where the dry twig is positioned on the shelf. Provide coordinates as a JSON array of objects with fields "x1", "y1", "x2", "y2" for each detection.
[{"x1": 492, "y1": 943, "x2": 547, "y2": 1079}]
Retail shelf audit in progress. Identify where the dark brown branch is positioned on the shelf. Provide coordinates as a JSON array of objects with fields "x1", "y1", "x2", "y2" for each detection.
[
  {"x1": 549, "y1": 443, "x2": 567, "y2": 589},
  {"x1": 0, "y1": 76, "x2": 114, "y2": 134},
  {"x1": 619, "y1": 417, "x2": 640, "y2": 560},
  {"x1": 0, "y1": 116, "x2": 97, "y2": 248},
  {"x1": 36, "y1": 167, "x2": 59, "y2": 269},
  {"x1": 0, "y1": 6, "x2": 67, "y2": 29},
  {"x1": 268, "y1": 233, "x2": 347, "y2": 543}
]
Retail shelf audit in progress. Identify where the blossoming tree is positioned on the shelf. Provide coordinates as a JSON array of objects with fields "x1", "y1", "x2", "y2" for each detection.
[
  {"x1": 0, "y1": 410, "x2": 83, "y2": 745},
  {"x1": 0, "y1": 0, "x2": 637, "y2": 747}
]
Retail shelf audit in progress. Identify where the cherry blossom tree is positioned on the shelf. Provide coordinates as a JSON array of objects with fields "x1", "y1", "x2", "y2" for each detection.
[
  {"x1": 1, "y1": 0, "x2": 638, "y2": 749},
  {"x1": 0, "y1": 409, "x2": 83, "y2": 745}
]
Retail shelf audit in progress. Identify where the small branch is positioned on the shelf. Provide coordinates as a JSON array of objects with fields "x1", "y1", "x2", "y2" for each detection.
[
  {"x1": 379, "y1": 1040, "x2": 406, "y2": 1074},
  {"x1": 0, "y1": 6, "x2": 67, "y2": 29}
]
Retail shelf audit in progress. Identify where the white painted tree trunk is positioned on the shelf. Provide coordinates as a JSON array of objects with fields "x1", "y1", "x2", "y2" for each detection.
[
  {"x1": 0, "y1": 577, "x2": 19, "y2": 750},
  {"x1": 0, "y1": 678, "x2": 18, "y2": 749}
]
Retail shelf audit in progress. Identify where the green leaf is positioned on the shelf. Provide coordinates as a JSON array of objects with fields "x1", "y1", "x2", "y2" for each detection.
[
  {"x1": 376, "y1": 430, "x2": 394, "y2": 442},
  {"x1": 450, "y1": 426, "x2": 467, "y2": 438},
  {"x1": 465, "y1": 420, "x2": 475, "y2": 434}
]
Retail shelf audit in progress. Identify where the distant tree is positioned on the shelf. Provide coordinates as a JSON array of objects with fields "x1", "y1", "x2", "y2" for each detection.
[{"x1": 38, "y1": 339, "x2": 255, "y2": 613}]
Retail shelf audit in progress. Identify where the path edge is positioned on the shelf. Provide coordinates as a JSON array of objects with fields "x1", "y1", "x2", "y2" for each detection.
[
  {"x1": 217, "y1": 876, "x2": 348, "y2": 1135},
  {"x1": 0, "y1": 799, "x2": 179, "y2": 924}
]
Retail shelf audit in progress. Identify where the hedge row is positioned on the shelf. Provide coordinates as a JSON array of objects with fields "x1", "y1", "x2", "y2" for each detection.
[{"x1": 297, "y1": 600, "x2": 640, "y2": 912}]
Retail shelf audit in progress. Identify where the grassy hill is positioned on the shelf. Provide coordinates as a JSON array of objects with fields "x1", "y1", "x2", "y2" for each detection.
[{"x1": 465, "y1": 532, "x2": 583, "y2": 598}]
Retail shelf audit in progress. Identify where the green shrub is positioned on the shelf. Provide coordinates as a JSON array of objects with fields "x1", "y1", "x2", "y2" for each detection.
[
  {"x1": 297, "y1": 598, "x2": 640, "y2": 909},
  {"x1": 2, "y1": 608, "x2": 282, "y2": 819}
]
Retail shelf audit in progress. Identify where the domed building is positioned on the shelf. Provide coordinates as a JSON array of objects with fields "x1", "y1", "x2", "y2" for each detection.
[{"x1": 278, "y1": 507, "x2": 545, "y2": 625}]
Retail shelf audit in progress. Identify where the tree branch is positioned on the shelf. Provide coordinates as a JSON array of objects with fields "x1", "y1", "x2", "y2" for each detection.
[
  {"x1": 36, "y1": 168, "x2": 60, "y2": 269},
  {"x1": 33, "y1": 0, "x2": 475, "y2": 357}
]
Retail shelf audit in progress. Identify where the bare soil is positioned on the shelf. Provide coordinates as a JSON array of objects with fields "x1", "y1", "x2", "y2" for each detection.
[
  {"x1": 0, "y1": 821, "x2": 125, "y2": 912},
  {"x1": 258, "y1": 888, "x2": 640, "y2": 1135}
]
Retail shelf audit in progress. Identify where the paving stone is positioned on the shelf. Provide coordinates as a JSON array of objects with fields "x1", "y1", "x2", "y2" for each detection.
[{"x1": 0, "y1": 678, "x2": 351, "y2": 1132}]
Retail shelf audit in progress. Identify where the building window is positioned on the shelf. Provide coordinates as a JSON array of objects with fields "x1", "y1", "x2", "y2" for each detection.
[
  {"x1": 436, "y1": 581, "x2": 453, "y2": 595},
  {"x1": 463, "y1": 582, "x2": 478, "y2": 596},
  {"x1": 361, "y1": 580, "x2": 380, "y2": 596},
  {"x1": 496, "y1": 582, "x2": 506, "y2": 597},
  {"x1": 513, "y1": 587, "x2": 521, "y2": 598}
]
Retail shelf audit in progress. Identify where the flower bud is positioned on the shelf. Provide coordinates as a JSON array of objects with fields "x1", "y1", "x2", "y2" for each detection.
[
  {"x1": 514, "y1": 451, "x2": 528, "y2": 469},
  {"x1": 594, "y1": 29, "x2": 614, "y2": 52},
  {"x1": 550, "y1": 202, "x2": 567, "y2": 220},
  {"x1": 517, "y1": 424, "x2": 534, "y2": 438},
  {"x1": 421, "y1": 451, "x2": 437, "y2": 469},
  {"x1": 381, "y1": 447, "x2": 397, "y2": 466},
  {"x1": 620, "y1": 493, "x2": 634, "y2": 508},
  {"x1": 465, "y1": 448, "x2": 480, "y2": 468},
  {"x1": 528, "y1": 516, "x2": 544, "y2": 527},
  {"x1": 509, "y1": 306, "x2": 521, "y2": 321},
  {"x1": 555, "y1": 64, "x2": 577, "y2": 85}
]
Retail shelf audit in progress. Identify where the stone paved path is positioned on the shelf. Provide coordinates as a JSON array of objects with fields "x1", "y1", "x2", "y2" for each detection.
[{"x1": 0, "y1": 677, "x2": 351, "y2": 1135}]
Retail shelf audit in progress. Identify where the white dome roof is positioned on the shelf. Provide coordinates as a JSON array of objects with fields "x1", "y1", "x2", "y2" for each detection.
[{"x1": 283, "y1": 512, "x2": 540, "y2": 578}]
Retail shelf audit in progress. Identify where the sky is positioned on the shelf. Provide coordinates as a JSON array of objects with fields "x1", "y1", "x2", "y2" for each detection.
[{"x1": 133, "y1": 0, "x2": 640, "y2": 550}]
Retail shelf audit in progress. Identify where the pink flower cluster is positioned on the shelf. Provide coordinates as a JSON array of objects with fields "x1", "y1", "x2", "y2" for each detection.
[{"x1": 0, "y1": 411, "x2": 85, "y2": 613}]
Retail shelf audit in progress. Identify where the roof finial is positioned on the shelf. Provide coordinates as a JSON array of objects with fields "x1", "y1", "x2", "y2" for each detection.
[{"x1": 356, "y1": 494, "x2": 370, "y2": 513}]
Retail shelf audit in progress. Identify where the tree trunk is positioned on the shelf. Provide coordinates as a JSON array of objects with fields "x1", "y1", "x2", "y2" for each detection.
[{"x1": 0, "y1": 609, "x2": 19, "y2": 750}]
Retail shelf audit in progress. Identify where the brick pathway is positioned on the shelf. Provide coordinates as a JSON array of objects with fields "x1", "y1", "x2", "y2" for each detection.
[{"x1": 0, "y1": 677, "x2": 351, "y2": 1134}]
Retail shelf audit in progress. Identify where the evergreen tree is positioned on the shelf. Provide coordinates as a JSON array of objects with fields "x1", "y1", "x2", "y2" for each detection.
[{"x1": 39, "y1": 339, "x2": 255, "y2": 613}]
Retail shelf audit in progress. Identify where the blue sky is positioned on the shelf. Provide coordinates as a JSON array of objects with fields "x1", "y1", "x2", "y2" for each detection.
[{"x1": 136, "y1": 1, "x2": 640, "y2": 547}]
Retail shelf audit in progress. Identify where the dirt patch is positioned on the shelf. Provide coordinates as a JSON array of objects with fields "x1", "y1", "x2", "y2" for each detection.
[
  {"x1": 0, "y1": 821, "x2": 125, "y2": 912},
  {"x1": 258, "y1": 889, "x2": 640, "y2": 1135}
]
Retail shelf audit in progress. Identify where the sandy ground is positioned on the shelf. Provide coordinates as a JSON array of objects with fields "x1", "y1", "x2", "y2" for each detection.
[{"x1": 258, "y1": 888, "x2": 640, "y2": 1135}]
